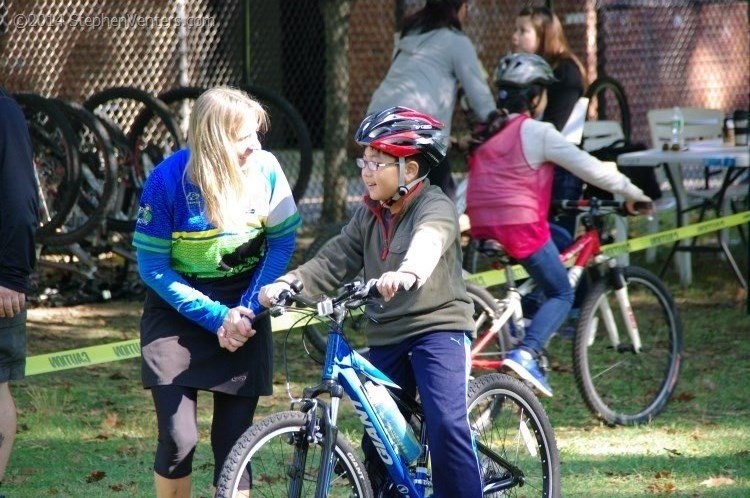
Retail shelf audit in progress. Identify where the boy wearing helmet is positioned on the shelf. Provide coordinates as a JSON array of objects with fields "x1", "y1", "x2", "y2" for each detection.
[
  {"x1": 466, "y1": 53, "x2": 652, "y2": 397},
  {"x1": 260, "y1": 107, "x2": 483, "y2": 497}
]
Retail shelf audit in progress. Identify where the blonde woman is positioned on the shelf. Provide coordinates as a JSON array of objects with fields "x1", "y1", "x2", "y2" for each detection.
[{"x1": 133, "y1": 86, "x2": 300, "y2": 497}]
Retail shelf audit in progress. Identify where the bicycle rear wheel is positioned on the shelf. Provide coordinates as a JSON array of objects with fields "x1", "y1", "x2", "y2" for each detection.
[
  {"x1": 584, "y1": 76, "x2": 632, "y2": 143},
  {"x1": 467, "y1": 373, "x2": 560, "y2": 497},
  {"x1": 84, "y1": 86, "x2": 183, "y2": 233},
  {"x1": 14, "y1": 93, "x2": 82, "y2": 244},
  {"x1": 48, "y1": 99, "x2": 118, "y2": 246},
  {"x1": 216, "y1": 410, "x2": 373, "y2": 498},
  {"x1": 242, "y1": 84, "x2": 313, "y2": 202},
  {"x1": 573, "y1": 265, "x2": 683, "y2": 425}
]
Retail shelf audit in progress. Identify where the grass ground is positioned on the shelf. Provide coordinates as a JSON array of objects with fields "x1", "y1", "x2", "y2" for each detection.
[{"x1": 4, "y1": 245, "x2": 749, "y2": 497}]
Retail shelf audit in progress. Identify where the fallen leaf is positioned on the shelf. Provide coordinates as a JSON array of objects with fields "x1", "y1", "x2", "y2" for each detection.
[
  {"x1": 86, "y1": 470, "x2": 106, "y2": 483},
  {"x1": 646, "y1": 481, "x2": 676, "y2": 493},
  {"x1": 655, "y1": 470, "x2": 672, "y2": 478},
  {"x1": 102, "y1": 412, "x2": 121, "y2": 428},
  {"x1": 700, "y1": 476, "x2": 735, "y2": 488}
]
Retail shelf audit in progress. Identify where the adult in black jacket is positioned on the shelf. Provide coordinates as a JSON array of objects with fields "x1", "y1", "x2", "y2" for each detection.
[{"x1": 0, "y1": 86, "x2": 38, "y2": 487}]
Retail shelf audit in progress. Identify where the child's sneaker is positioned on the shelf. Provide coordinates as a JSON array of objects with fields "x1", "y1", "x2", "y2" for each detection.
[{"x1": 503, "y1": 348, "x2": 553, "y2": 397}]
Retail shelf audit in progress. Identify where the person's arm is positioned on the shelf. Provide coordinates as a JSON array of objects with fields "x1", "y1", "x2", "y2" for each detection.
[
  {"x1": 0, "y1": 96, "x2": 38, "y2": 298},
  {"x1": 285, "y1": 212, "x2": 366, "y2": 297},
  {"x1": 136, "y1": 248, "x2": 229, "y2": 332},
  {"x1": 132, "y1": 152, "x2": 230, "y2": 333},
  {"x1": 543, "y1": 60, "x2": 584, "y2": 132},
  {"x1": 540, "y1": 125, "x2": 650, "y2": 202},
  {"x1": 451, "y1": 34, "x2": 496, "y2": 123},
  {"x1": 397, "y1": 195, "x2": 457, "y2": 287},
  {"x1": 240, "y1": 153, "x2": 301, "y2": 312},
  {"x1": 240, "y1": 231, "x2": 295, "y2": 314}
]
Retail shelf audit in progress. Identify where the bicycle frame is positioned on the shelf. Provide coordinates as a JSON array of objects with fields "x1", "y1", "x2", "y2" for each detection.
[
  {"x1": 252, "y1": 281, "x2": 537, "y2": 497},
  {"x1": 470, "y1": 206, "x2": 643, "y2": 372},
  {"x1": 294, "y1": 303, "x2": 431, "y2": 498}
]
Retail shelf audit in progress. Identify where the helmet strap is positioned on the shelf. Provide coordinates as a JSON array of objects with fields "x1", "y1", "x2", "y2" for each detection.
[
  {"x1": 393, "y1": 157, "x2": 428, "y2": 201},
  {"x1": 395, "y1": 157, "x2": 408, "y2": 199}
]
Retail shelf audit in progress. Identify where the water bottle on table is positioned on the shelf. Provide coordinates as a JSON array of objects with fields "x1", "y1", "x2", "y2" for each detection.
[{"x1": 670, "y1": 106, "x2": 684, "y2": 150}]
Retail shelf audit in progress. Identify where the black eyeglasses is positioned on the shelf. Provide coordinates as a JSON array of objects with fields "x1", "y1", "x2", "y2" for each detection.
[{"x1": 355, "y1": 158, "x2": 399, "y2": 171}]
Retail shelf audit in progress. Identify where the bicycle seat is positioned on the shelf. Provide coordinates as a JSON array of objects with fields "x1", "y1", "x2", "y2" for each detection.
[{"x1": 472, "y1": 239, "x2": 518, "y2": 265}]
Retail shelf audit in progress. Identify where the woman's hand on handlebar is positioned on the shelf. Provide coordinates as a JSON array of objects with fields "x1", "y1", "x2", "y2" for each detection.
[
  {"x1": 259, "y1": 281, "x2": 292, "y2": 308},
  {"x1": 376, "y1": 271, "x2": 417, "y2": 302},
  {"x1": 625, "y1": 199, "x2": 654, "y2": 216}
]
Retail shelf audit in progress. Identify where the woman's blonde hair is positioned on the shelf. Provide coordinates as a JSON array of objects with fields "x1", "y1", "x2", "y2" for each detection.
[
  {"x1": 519, "y1": 6, "x2": 587, "y2": 89},
  {"x1": 186, "y1": 86, "x2": 268, "y2": 230}
]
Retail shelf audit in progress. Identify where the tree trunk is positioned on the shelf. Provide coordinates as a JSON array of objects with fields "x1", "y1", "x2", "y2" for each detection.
[{"x1": 320, "y1": 0, "x2": 352, "y2": 222}]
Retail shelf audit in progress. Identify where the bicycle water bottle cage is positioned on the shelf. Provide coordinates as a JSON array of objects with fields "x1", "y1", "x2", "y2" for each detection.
[{"x1": 475, "y1": 239, "x2": 516, "y2": 267}]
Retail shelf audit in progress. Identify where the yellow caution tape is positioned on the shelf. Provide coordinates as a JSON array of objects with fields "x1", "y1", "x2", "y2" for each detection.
[
  {"x1": 25, "y1": 309, "x2": 318, "y2": 376},
  {"x1": 26, "y1": 210, "x2": 750, "y2": 376},
  {"x1": 466, "y1": 210, "x2": 750, "y2": 288}
]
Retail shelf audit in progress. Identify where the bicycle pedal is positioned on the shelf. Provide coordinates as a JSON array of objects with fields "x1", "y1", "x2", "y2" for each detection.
[{"x1": 537, "y1": 353, "x2": 551, "y2": 375}]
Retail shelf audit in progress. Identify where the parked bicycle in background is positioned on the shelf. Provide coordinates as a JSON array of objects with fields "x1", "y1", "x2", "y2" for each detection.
[{"x1": 466, "y1": 199, "x2": 684, "y2": 426}]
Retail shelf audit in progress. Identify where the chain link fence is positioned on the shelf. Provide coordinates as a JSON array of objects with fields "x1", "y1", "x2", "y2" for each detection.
[
  {"x1": 2, "y1": 0, "x2": 747, "y2": 226},
  {"x1": 595, "y1": 0, "x2": 749, "y2": 147}
]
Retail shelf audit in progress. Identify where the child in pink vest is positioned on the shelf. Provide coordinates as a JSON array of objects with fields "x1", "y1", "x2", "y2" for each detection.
[{"x1": 466, "y1": 53, "x2": 652, "y2": 396}]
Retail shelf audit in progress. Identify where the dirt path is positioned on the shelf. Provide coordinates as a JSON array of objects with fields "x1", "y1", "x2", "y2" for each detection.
[{"x1": 26, "y1": 300, "x2": 142, "y2": 356}]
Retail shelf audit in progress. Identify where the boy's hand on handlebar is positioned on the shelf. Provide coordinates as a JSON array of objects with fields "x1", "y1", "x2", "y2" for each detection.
[
  {"x1": 259, "y1": 281, "x2": 291, "y2": 308},
  {"x1": 625, "y1": 199, "x2": 654, "y2": 216},
  {"x1": 376, "y1": 271, "x2": 417, "y2": 302}
]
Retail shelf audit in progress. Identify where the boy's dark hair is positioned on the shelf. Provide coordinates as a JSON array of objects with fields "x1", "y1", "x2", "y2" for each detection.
[{"x1": 411, "y1": 153, "x2": 433, "y2": 178}]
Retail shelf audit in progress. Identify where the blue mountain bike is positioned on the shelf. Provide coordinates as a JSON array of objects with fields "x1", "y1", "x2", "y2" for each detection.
[{"x1": 216, "y1": 280, "x2": 560, "y2": 497}]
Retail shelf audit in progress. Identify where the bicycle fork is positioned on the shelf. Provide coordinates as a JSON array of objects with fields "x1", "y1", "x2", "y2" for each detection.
[
  {"x1": 588, "y1": 263, "x2": 642, "y2": 353},
  {"x1": 289, "y1": 386, "x2": 345, "y2": 498},
  {"x1": 315, "y1": 392, "x2": 343, "y2": 497}
]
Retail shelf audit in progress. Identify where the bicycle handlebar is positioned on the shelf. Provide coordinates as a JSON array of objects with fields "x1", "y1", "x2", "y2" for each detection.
[
  {"x1": 552, "y1": 198, "x2": 652, "y2": 217},
  {"x1": 254, "y1": 279, "x2": 382, "y2": 325}
]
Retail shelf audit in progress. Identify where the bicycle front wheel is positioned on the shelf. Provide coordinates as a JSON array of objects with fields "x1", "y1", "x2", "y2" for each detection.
[
  {"x1": 574, "y1": 266, "x2": 683, "y2": 425},
  {"x1": 217, "y1": 410, "x2": 373, "y2": 498},
  {"x1": 468, "y1": 373, "x2": 560, "y2": 497}
]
